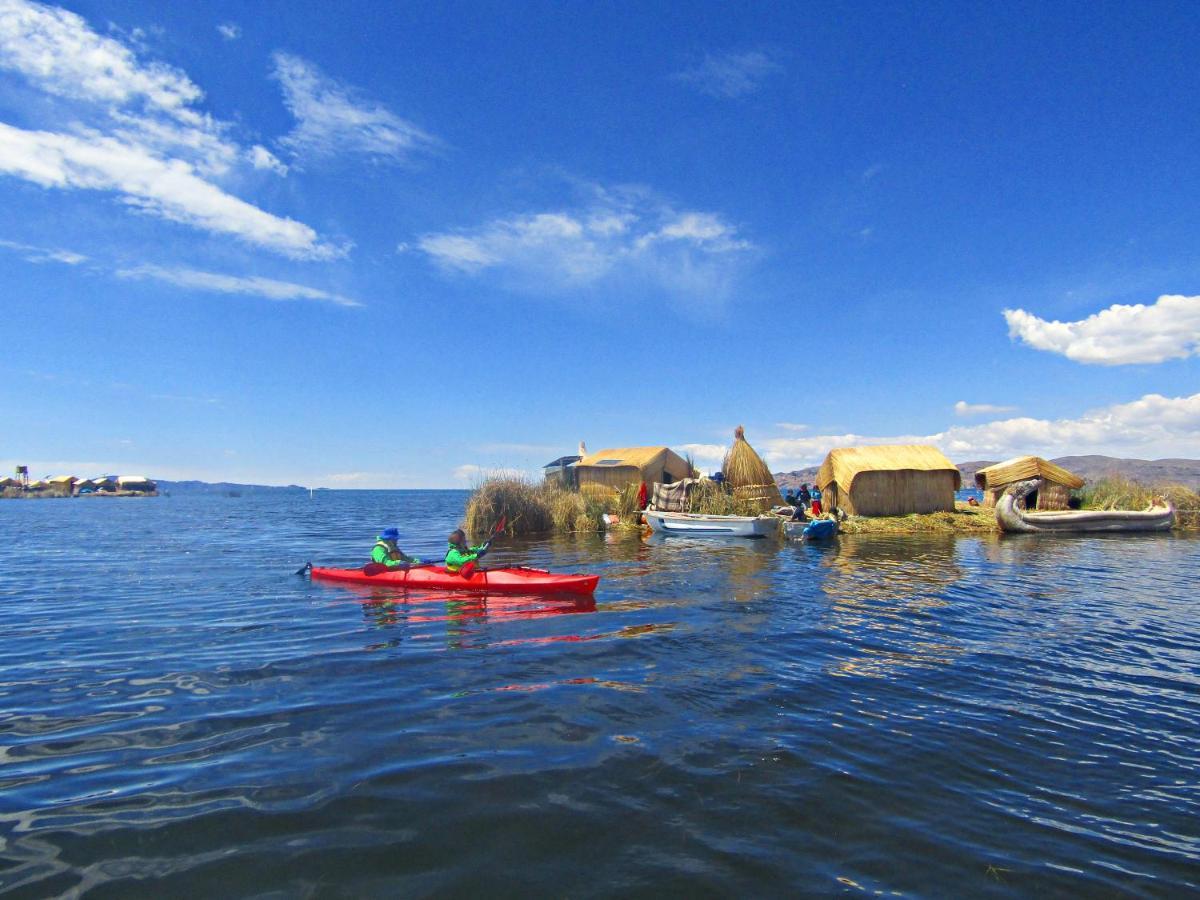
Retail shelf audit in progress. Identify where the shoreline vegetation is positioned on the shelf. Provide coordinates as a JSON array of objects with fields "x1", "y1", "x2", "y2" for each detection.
[{"x1": 464, "y1": 475, "x2": 1199, "y2": 537}]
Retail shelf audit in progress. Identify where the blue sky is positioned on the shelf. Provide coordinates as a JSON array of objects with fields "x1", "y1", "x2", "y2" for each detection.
[{"x1": 1, "y1": 0, "x2": 1197, "y2": 486}]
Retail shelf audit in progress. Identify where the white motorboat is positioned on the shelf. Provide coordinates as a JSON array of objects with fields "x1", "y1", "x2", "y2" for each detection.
[{"x1": 645, "y1": 510, "x2": 781, "y2": 538}]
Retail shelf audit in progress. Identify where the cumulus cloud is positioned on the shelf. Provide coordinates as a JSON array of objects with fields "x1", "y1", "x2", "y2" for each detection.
[
  {"x1": 752, "y1": 392, "x2": 1200, "y2": 470},
  {"x1": 1004, "y1": 294, "x2": 1200, "y2": 365},
  {"x1": 0, "y1": 237, "x2": 86, "y2": 264},
  {"x1": 216, "y1": 22, "x2": 241, "y2": 41},
  {"x1": 954, "y1": 401, "x2": 1017, "y2": 417},
  {"x1": 116, "y1": 264, "x2": 360, "y2": 307},
  {"x1": 0, "y1": 0, "x2": 334, "y2": 256},
  {"x1": 272, "y1": 52, "x2": 437, "y2": 164},
  {"x1": 417, "y1": 189, "x2": 754, "y2": 311},
  {"x1": 671, "y1": 50, "x2": 781, "y2": 98}
]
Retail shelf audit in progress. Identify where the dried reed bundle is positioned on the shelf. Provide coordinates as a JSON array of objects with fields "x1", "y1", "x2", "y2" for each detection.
[
  {"x1": 722, "y1": 425, "x2": 783, "y2": 511},
  {"x1": 464, "y1": 476, "x2": 553, "y2": 536}
]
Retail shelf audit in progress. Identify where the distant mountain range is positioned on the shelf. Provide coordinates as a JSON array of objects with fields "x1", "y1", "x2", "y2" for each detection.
[
  {"x1": 156, "y1": 480, "x2": 308, "y2": 494},
  {"x1": 774, "y1": 456, "x2": 1200, "y2": 491}
]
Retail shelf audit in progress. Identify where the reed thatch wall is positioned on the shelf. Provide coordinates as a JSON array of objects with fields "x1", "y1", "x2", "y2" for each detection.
[{"x1": 818, "y1": 444, "x2": 960, "y2": 516}]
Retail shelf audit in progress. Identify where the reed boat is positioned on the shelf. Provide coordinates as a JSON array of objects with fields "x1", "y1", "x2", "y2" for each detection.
[
  {"x1": 996, "y1": 479, "x2": 1175, "y2": 534},
  {"x1": 645, "y1": 510, "x2": 781, "y2": 538}
]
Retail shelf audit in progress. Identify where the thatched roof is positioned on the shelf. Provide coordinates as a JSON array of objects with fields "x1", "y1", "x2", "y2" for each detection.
[
  {"x1": 817, "y1": 444, "x2": 962, "y2": 492},
  {"x1": 577, "y1": 447, "x2": 685, "y2": 470},
  {"x1": 47, "y1": 475, "x2": 78, "y2": 484},
  {"x1": 975, "y1": 455, "x2": 1084, "y2": 490}
]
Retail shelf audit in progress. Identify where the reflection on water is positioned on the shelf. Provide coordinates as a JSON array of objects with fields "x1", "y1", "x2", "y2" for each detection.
[
  {"x1": 1, "y1": 493, "x2": 1198, "y2": 896},
  {"x1": 817, "y1": 535, "x2": 967, "y2": 676}
]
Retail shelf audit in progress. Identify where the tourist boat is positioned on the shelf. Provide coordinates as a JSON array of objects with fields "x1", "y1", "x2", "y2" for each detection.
[
  {"x1": 644, "y1": 510, "x2": 780, "y2": 538},
  {"x1": 785, "y1": 518, "x2": 839, "y2": 540},
  {"x1": 996, "y1": 479, "x2": 1175, "y2": 534}
]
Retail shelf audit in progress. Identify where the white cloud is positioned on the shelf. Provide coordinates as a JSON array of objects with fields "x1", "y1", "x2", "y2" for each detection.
[
  {"x1": 248, "y1": 144, "x2": 288, "y2": 175},
  {"x1": 954, "y1": 401, "x2": 1017, "y2": 417},
  {"x1": 671, "y1": 50, "x2": 781, "y2": 99},
  {"x1": 1004, "y1": 294, "x2": 1200, "y2": 365},
  {"x1": 0, "y1": 124, "x2": 341, "y2": 258},
  {"x1": 678, "y1": 443, "x2": 726, "y2": 471},
  {"x1": 272, "y1": 52, "x2": 437, "y2": 164},
  {"x1": 752, "y1": 392, "x2": 1200, "y2": 470},
  {"x1": 775, "y1": 422, "x2": 808, "y2": 432},
  {"x1": 0, "y1": 0, "x2": 202, "y2": 117},
  {"x1": 0, "y1": 1, "x2": 337, "y2": 256},
  {"x1": 418, "y1": 189, "x2": 754, "y2": 311},
  {"x1": 216, "y1": 22, "x2": 241, "y2": 41},
  {"x1": 0, "y1": 237, "x2": 86, "y2": 264},
  {"x1": 116, "y1": 264, "x2": 361, "y2": 307}
]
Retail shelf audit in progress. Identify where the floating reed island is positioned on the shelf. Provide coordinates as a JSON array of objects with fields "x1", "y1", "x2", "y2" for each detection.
[
  {"x1": 0, "y1": 473, "x2": 158, "y2": 499},
  {"x1": 463, "y1": 434, "x2": 1199, "y2": 537}
]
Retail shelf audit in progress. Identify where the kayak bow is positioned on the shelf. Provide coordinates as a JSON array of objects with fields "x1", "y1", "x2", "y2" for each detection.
[{"x1": 310, "y1": 564, "x2": 600, "y2": 597}]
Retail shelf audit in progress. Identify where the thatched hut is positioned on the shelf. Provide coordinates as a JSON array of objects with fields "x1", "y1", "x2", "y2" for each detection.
[
  {"x1": 117, "y1": 475, "x2": 157, "y2": 493},
  {"x1": 47, "y1": 475, "x2": 78, "y2": 493},
  {"x1": 974, "y1": 456, "x2": 1083, "y2": 510},
  {"x1": 542, "y1": 455, "x2": 581, "y2": 486},
  {"x1": 574, "y1": 446, "x2": 690, "y2": 493},
  {"x1": 817, "y1": 445, "x2": 961, "y2": 516},
  {"x1": 722, "y1": 426, "x2": 784, "y2": 512}
]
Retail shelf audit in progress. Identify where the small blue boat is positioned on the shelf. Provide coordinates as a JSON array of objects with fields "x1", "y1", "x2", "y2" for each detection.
[{"x1": 798, "y1": 518, "x2": 838, "y2": 540}]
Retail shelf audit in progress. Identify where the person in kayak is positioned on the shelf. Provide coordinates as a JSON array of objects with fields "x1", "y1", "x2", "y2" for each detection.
[
  {"x1": 445, "y1": 529, "x2": 486, "y2": 577},
  {"x1": 372, "y1": 528, "x2": 420, "y2": 569}
]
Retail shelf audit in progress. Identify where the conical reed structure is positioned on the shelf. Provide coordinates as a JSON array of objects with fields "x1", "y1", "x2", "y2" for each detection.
[{"x1": 722, "y1": 425, "x2": 784, "y2": 512}]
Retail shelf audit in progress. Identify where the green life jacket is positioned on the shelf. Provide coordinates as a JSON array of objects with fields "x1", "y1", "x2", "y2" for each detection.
[{"x1": 444, "y1": 542, "x2": 480, "y2": 572}]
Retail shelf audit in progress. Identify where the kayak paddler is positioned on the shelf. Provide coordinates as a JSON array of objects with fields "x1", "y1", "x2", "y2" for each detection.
[
  {"x1": 372, "y1": 528, "x2": 420, "y2": 569},
  {"x1": 445, "y1": 528, "x2": 486, "y2": 577}
]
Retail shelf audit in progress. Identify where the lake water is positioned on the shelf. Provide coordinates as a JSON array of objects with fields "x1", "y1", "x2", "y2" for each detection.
[{"x1": 2, "y1": 491, "x2": 1198, "y2": 896}]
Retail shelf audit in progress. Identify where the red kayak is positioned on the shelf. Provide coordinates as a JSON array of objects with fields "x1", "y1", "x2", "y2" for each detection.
[{"x1": 310, "y1": 564, "x2": 600, "y2": 597}]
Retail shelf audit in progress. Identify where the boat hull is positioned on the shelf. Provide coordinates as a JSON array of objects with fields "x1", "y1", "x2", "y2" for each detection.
[
  {"x1": 786, "y1": 518, "x2": 839, "y2": 540},
  {"x1": 645, "y1": 510, "x2": 780, "y2": 538},
  {"x1": 996, "y1": 479, "x2": 1175, "y2": 534},
  {"x1": 311, "y1": 565, "x2": 600, "y2": 596}
]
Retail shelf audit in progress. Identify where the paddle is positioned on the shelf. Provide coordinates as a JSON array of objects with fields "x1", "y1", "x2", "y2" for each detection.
[{"x1": 476, "y1": 515, "x2": 507, "y2": 559}]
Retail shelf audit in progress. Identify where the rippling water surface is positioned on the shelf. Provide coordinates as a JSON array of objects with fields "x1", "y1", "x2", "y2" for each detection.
[{"x1": 2, "y1": 491, "x2": 1198, "y2": 896}]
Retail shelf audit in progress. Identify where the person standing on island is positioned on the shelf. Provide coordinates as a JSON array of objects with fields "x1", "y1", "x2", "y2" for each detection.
[
  {"x1": 797, "y1": 483, "x2": 812, "y2": 509},
  {"x1": 372, "y1": 528, "x2": 420, "y2": 568},
  {"x1": 810, "y1": 483, "x2": 823, "y2": 516},
  {"x1": 445, "y1": 529, "x2": 486, "y2": 577}
]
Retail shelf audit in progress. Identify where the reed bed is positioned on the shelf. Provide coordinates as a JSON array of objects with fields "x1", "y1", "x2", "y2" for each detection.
[
  {"x1": 464, "y1": 476, "x2": 613, "y2": 535},
  {"x1": 837, "y1": 503, "x2": 997, "y2": 535},
  {"x1": 463, "y1": 476, "x2": 554, "y2": 536},
  {"x1": 1078, "y1": 476, "x2": 1199, "y2": 529}
]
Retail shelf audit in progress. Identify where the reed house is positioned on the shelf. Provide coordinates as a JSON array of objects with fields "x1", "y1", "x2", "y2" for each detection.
[
  {"x1": 974, "y1": 455, "x2": 1084, "y2": 510},
  {"x1": 817, "y1": 445, "x2": 961, "y2": 516},
  {"x1": 574, "y1": 446, "x2": 690, "y2": 493}
]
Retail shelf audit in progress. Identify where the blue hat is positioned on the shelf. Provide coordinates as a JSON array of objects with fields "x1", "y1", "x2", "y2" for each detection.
[{"x1": 379, "y1": 527, "x2": 400, "y2": 541}]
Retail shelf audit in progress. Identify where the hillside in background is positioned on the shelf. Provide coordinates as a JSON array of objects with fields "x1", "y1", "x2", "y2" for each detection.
[{"x1": 775, "y1": 456, "x2": 1200, "y2": 491}]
